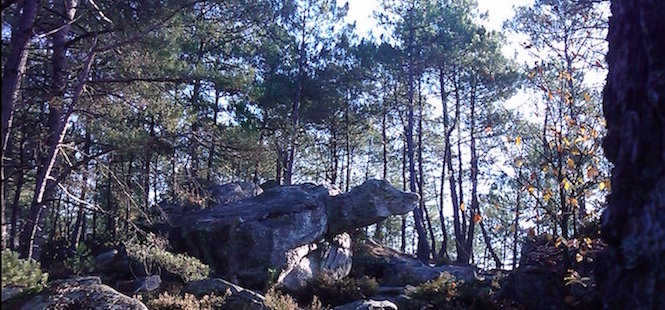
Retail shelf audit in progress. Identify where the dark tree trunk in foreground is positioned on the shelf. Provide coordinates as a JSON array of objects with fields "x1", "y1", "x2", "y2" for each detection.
[
  {"x1": 596, "y1": 0, "x2": 665, "y2": 308},
  {"x1": 1, "y1": 0, "x2": 40, "y2": 250}
]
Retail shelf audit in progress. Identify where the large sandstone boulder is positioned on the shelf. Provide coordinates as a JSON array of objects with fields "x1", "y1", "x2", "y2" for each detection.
[
  {"x1": 169, "y1": 179, "x2": 418, "y2": 290},
  {"x1": 279, "y1": 232, "x2": 353, "y2": 292},
  {"x1": 18, "y1": 277, "x2": 147, "y2": 310}
]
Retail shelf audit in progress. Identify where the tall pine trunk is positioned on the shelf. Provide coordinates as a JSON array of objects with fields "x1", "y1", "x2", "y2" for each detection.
[
  {"x1": 596, "y1": 0, "x2": 665, "y2": 307},
  {"x1": 1, "y1": 0, "x2": 40, "y2": 249}
]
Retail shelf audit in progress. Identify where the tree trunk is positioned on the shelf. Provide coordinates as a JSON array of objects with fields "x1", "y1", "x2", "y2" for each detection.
[
  {"x1": 375, "y1": 102, "x2": 388, "y2": 243},
  {"x1": 401, "y1": 134, "x2": 407, "y2": 252},
  {"x1": 345, "y1": 99, "x2": 352, "y2": 192},
  {"x1": 596, "y1": 0, "x2": 665, "y2": 308},
  {"x1": 513, "y1": 170, "x2": 522, "y2": 270},
  {"x1": 437, "y1": 68, "x2": 450, "y2": 259},
  {"x1": 1, "y1": 0, "x2": 40, "y2": 249},
  {"x1": 70, "y1": 130, "x2": 91, "y2": 249},
  {"x1": 451, "y1": 76, "x2": 468, "y2": 264},
  {"x1": 406, "y1": 26, "x2": 430, "y2": 262},
  {"x1": 19, "y1": 0, "x2": 94, "y2": 258},
  {"x1": 479, "y1": 219, "x2": 501, "y2": 269},
  {"x1": 464, "y1": 82, "x2": 478, "y2": 264},
  {"x1": 207, "y1": 88, "x2": 220, "y2": 182},
  {"x1": 190, "y1": 81, "x2": 201, "y2": 178},
  {"x1": 417, "y1": 78, "x2": 436, "y2": 257}
]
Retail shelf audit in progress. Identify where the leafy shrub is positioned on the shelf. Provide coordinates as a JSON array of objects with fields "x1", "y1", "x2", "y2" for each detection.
[
  {"x1": 307, "y1": 296, "x2": 329, "y2": 310},
  {"x1": 126, "y1": 236, "x2": 209, "y2": 282},
  {"x1": 264, "y1": 288, "x2": 299, "y2": 310},
  {"x1": 304, "y1": 272, "x2": 378, "y2": 307},
  {"x1": 1, "y1": 249, "x2": 48, "y2": 294},
  {"x1": 408, "y1": 272, "x2": 459, "y2": 305},
  {"x1": 64, "y1": 243, "x2": 94, "y2": 276},
  {"x1": 144, "y1": 292, "x2": 227, "y2": 310},
  {"x1": 407, "y1": 272, "x2": 500, "y2": 310}
]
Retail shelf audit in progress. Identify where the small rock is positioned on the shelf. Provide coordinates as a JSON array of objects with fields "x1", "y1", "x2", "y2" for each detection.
[
  {"x1": 333, "y1": 299, "x2": 398, "y2": 310},
  {"x1": 19, "y1": 276, "x2": 147, "y2": 310},
  {"x1": 1, "y1": 286, "x2": 24, "y2": 302},
  {"x1": 94, "y1": 249, "x2": 119, "y2": 270}
]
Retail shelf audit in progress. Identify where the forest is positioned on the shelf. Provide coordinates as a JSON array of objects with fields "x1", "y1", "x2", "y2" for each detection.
[{"x1": 1, "y1": 0, "x2": 663, "y2": 309}]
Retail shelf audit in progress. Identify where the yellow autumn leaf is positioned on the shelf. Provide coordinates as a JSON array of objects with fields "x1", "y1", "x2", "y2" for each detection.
[
  {"x1": 515, "y1": 158, "x2": 523, "y2": 167},
  {"x1": 555, "y1": 237, "x2": 563, "y2": 248},
  {"x1": 515, "y1": 135, "x2": 522, "y2": 147},
  {"x1": 473, "y1": 213, "x2": 482, "y2": 224},
  {"x1": 460, "y1": 202, "x2": 466, "y2": 212},
  {"x1": 563, "y1": 179, "x2": 571, "y2": 190},
  {"x1": 574, "y1": 136, "x2": 585, "y2": 144},
  {"x1": 567, "y1": 158, "x2": 575, "y2": 169},
  {"x1": 587, "y1": 166, "x2": 599, "y2": 178},
  {"x1": 584, "y1": 92, "x2": 591, "y2": 102},
  {"x1": 528, "y1": 186, "x2": 535, "y2": 194},
  {"x1": 576, "y1": 253, "x2": 584, "y2": 263},
  {"x1": 570, "y1": 197, "x2": 579, "y2": 207},
  {"x1": 543, "y1": 190, "x2": 552, "y2": 202}
]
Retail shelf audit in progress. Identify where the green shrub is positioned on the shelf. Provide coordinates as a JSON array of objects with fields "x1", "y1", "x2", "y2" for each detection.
[
  {"x1": 64, "y1": 243, "x2": 94, "y2": 276},
  {"x1": 408, "y1": 272, "x2": 459, "y2": 305},
  {"x1": 264, "y1": 288, "x2": 299, "y2": 310},
  {"x1": 126, "y1": 238, "x2": 209, "y2": 283},
  {"x1": 407, "y1": 272, "x2": 500, "y2": 310},
  {"x1": 144, "y1": 292, "x2": 227, "y2": 310},
  {"x1": 307, "y1": 296, "x2": 329, "y2": 310},
  {"x1": 304, "y1": 273, "x2": 378, "y2": 307},
  {"x1": 1, "y1": 249, "x2": 48, "y2": 294}
]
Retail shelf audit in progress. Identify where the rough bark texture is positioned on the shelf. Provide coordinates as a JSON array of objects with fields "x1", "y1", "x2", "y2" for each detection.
[
  {"x1": 1, "y1": 0, "x2": 40, "y2": 250},
  {"x1": 596, "y1": 0, "x2": 665, "y2": 309}
]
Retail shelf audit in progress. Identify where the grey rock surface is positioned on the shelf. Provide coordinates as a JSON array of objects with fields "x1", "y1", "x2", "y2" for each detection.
[
  {"x1": 169, "y1": 179, "x2": 417, "y2": 290},
  {"x1": 19, "y1": 277, "x2": 147, "y2": 310},
  {"x1": 333, "y1": 299, "x2": 398, "y2": 310}
]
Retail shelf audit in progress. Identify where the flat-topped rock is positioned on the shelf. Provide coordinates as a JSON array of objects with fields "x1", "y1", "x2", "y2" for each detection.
[{"x1": 168, "y1": 179, "x2": 418, "y2": 290}]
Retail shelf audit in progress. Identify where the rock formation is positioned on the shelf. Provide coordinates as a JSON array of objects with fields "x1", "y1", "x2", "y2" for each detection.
[
  {"x1": 168, "y1": 179, "x2": 418, "y2": 290},
  {"x1": 17, "y1": 277, "x2": 148, "y2": 310}
]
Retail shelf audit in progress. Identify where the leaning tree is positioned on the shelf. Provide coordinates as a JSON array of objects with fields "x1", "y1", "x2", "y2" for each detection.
[{"x1": 596, "y1": 0, "x2": 665, "y2": 308}]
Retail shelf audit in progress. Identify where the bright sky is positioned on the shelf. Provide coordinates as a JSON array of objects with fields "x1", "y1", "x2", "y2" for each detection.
[
  {"x1": 345, "y1": 0, "x2": 534, "y2": 38},
  {"x1": 344, "y1": 0, "x2": 537, "y2": 112}
]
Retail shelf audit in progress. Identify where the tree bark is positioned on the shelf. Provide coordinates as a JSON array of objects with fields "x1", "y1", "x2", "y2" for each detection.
[
  {"x1": 1, "y1": 0, "x2": 40, "y2": 250},
  {"x1": 417, "y1": 78, "x2": 436, "y2": 257},
  {"x1": 70, "y1": 130, "x2": 91, "y2": 249},
  {"x1": 596, "y1": 0, "x2": 665, "y2": 308},
  {"x1": 437, "y1": 68, "x2": 450, "y2": 259},
  {"x1": 19, "y1": 0, "x2": 95, "y2": 258},
  {"x1": 464, "y1": 82, "x2": 478, "y2": 264},
  {"x1": 374, "y1": 100, "x2": 388, "y2": 243}
]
